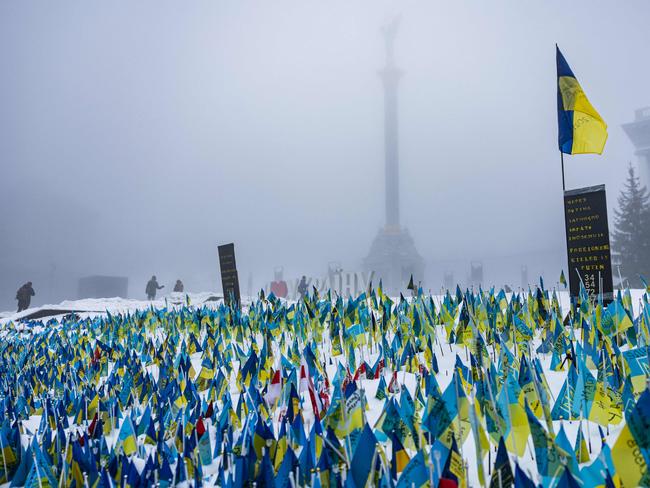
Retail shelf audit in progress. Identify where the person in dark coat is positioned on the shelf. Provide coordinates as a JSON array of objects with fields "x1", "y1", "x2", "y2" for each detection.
[
  {"x1": 173, "y1": 280, "x2": 184, "y2": 293},
  {"x1": 16, "y1": 282, "x2": 35, "y2": 312},
  {"x1": 146, "y1": 275, "x2": 164, "y2": 300},
  {"x1": 297, "y1": 276, "x2": 308, "y2": 299}
]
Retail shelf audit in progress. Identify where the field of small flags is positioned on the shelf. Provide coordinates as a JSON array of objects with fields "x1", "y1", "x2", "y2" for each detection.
[{"x1": 1, "y1": 281, "x2": 650, "y2": 487}]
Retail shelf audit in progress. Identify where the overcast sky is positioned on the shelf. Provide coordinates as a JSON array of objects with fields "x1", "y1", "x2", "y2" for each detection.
[{"x1": 1, "y1": 1, "x2": 649, "y2": 307}]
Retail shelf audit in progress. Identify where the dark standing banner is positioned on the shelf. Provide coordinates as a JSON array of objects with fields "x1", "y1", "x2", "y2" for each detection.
[
  {"x1": 218, "y1": 243, "x2": 241, "y2": 306},
  {"x1": 563, "y1": 184, "x2": 613, "y2": 301},
  {"x1": 470, "y1": 262, "x2": 483, "y2": 286}
]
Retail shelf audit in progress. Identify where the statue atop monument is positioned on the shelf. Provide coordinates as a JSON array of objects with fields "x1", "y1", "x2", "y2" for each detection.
[{"x1": 381, "y1": 16, "x2": 401, "y2": 68}]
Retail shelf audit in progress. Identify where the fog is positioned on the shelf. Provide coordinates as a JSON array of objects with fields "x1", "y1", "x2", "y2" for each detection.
[{"x1": 2, "y1": 1, "x2": 649, "y2": 308}]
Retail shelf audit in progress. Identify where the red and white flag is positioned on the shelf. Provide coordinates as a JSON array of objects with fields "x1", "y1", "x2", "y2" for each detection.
[
  {"x1": 300, "y1": 356, "x2": 323, "y2": 419},
  {"x1": 388, "y1": 370, "x2": 401, "y2": 393},
  {"x1": 264, "y1": 369, "x2": 282, "y2": 406}
]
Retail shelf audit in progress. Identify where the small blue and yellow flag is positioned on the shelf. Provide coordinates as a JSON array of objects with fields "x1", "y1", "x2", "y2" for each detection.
[
  {"x1": 560, "y1": 270, "x2": 567, "y2": 288},
  {"x1": 556, "y1": 46, "x2": 607, "y2": 155}
]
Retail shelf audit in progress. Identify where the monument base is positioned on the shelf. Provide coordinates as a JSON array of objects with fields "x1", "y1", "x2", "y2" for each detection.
[{"x1": 363, "y1": 226, "x2": 424, "y2": 295}]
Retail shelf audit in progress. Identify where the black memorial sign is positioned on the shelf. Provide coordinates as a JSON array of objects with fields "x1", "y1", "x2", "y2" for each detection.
[
  {"x1": 563, "y1": 184, "x2": 613, "y2": 301},
  {"x1": 218, "y1": 243, "x2": 241, "y2": 306}
]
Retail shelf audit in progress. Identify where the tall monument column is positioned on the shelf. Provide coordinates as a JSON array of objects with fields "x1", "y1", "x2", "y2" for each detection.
[
  {"x1": 364, "y1": 18, "x2": 424, "y2": 294},
  {"x1": 381, "y1": 23, "x2": 401, "y2": 230}
]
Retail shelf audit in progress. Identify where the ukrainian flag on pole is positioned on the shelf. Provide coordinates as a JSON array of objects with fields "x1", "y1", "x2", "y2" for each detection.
[{"x1": 556, "y1": 45, "x2": 608, "y2": 155}]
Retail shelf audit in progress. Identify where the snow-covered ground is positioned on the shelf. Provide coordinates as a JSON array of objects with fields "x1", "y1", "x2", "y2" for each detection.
[
  {"x1": 0, "y1": 292, "x2": 227, "y2": 325},
  {"x1": 0, "y1": 289, "x2": 647, "y2": 487}
]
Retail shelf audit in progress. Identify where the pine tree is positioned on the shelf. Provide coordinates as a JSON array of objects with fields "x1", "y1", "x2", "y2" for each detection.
[{"x1": 611, "y1": 164, "x2": 650, "y2": 286}]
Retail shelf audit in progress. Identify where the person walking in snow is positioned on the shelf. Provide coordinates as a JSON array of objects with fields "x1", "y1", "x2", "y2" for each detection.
[
  {"x1": 146, "y1": 275, "x2": 164, "y2": 300},
  {"x1": 16, "y1": 281, "x2": 35, "y2": 312},
  {"x1": 297, "y1": 276, "x2": 308, "y2": 299},
  {"x1": 173, "y1": 279, "x2": 184, "y2": 293}
]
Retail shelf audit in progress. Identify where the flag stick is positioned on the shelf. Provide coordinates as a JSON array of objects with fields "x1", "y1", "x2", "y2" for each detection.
[
  {"x1": 578, "y1": 419, "x2": 583, "y2": 462},
  {"x1": 0, "y1": 432, "x2": 8, "y2": 482},
  {"x1": 33, "y1": 452, "x2": 43, "y2": 488}
]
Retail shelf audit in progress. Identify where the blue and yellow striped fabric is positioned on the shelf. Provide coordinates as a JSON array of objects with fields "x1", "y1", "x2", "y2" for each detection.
[{"x1": 556, "y1": 46, "x2": 608, "y2": 155}]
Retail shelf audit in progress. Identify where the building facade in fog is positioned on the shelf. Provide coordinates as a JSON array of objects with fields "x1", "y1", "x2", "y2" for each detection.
[
  {"x1": 623, "y1": 107, "x2": 650, "y2": 189},
  {"x1": 364, "y1": 19, "x2": 424, "y2": 293},
  {"x1": 78, "y1": 276, "x2": 128, "y2": 299}
]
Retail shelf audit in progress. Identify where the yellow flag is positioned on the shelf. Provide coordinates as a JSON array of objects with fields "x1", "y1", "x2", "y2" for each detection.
[{"x1": 612, "y1": 424, "x2": 646, "y2": 487}]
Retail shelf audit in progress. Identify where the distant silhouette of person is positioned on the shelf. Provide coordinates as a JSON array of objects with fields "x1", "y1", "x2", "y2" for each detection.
[
  {"x1": 16, "y1": 281, "x2": 35, "y2": 312},
  {"x1": 146, "y1": 275, "x2": 164, "y2": 300},
  {"x1": 173, "y1": 280, "x2": 184, "y2": 293},
  {"x1": 297, "y1": 276, "x2": 308, "y2": 299}
]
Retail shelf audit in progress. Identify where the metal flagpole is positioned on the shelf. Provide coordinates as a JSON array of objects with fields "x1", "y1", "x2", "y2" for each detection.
[{"x1": 560, "y1": 151, "x2": 566, "y2": 191}]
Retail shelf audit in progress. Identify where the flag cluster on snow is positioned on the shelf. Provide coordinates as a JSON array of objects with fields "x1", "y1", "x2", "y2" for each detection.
[{"x1": 0, "y1": 281, "x2": 649, "y2": 487}]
